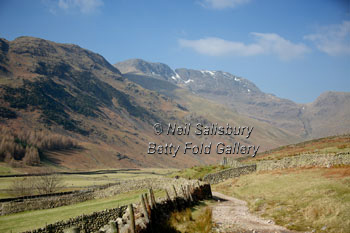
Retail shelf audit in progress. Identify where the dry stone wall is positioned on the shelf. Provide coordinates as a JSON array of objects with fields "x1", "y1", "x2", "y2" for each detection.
[
  {"x1": 1, "y1": 177, "x2": 199, "y2": 216},
  {"x1": 23, "y1": 206, "x2": 127, "y2": 233},
  {"x1": 220, "y1": 157, "x2": 244, "y2": 168},
  {"x1": 95, "y1": 177, "x2": 201, "y2": 199},
  {"x1": 203, "y1": 165, "x2": 256, "y2": 184},
  {"x1": 207, "y1": 152, "x2": 350, "y2": 184},
  {"x1": 256, "y1": 152, "x2": 350, "y2": 171},
  {"x1": 22, "y1": 183, "x2": 212, "y2": 233},
  {"x1": 0, "y1": 191, "x2": 93, "y2": 216}
]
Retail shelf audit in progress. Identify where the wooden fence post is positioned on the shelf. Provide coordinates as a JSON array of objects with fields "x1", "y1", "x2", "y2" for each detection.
[
  {"x1": 187, "y1": 185, "x2": 193, "y2": 202},
  {"x1": 145, "y1": 193, "x2": 151, "y2": 216},
  {"x1": 172, "y1": 185, "x2": 178, "y2": 198},
  {"x1": 150, "y1": 188, "x2": 156, "y2": 208},
  {"x1": 141, "y1": 194, "x2": 150, "y2": 222},
  {"x1": 181, "y1": 185, "x2": 187, "y2": 200},
  {"x1": 129, "y1": 204, "x2": 136, "y2": 233},
  {"x1": 148, "y1": 189, "x2": 154, "y2": 209},
  {"x1": 165, "y1": 189, "x2": 171, "y2": 202},
  {"x1": 208, "y1": 184, "x2": 213, "y2": 198}
]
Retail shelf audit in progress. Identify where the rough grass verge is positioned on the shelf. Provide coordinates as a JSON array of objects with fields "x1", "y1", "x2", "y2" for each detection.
[
  {"x1": 169, "y1": 202, "x2": 213, "y2": 233},
  {"x1": 212, "y1": 167, "x2": 350, "y2": 233}
]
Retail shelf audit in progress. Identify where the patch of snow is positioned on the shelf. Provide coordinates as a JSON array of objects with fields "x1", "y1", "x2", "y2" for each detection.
[
  {"x1": 185, "y1": 79, "x2": 194, "y2": 84},
  {"x1": 207, "y1": 70, "x2": 216, "y2": 76},
  {"x1": 171, "y1": 72, "x2": 183, "y2": 82},
  {"x1": 201, "y1": 70, "x2": 216, "y2": 78},
  {"x1": 234, "y1": 77, "x2": 240, "y2": 82},
  {"x1": 247, "y1": 89, "x2": 251, "y2": 93}
]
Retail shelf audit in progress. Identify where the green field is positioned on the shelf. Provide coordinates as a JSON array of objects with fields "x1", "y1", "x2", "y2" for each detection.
[
  {"x1": 0, "y1": 168, "x2": 177, "y2": 198},
  {"x1": 0, "y1": 189, "x2": 165, "y2": 233},
  {"x1": 213, "y1": 167, "x2": 350, "y2": 233},
  {"x1": 0, "y1": 168, "x2": 174, "y2": 232}
]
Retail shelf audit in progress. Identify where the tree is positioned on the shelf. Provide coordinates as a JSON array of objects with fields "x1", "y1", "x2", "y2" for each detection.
[
  {"x1": 9, "y1": 177, "x2": 34, "y2": 197},
  {"x1": 9, "y1": 169, "x2": 63, "y2": 197},
  {"x1": 23, "y1": 146, "x2": 40, "y2": 166},
  {"x1": 33, "y1": 169, "x2": 63, "y2": 194}
]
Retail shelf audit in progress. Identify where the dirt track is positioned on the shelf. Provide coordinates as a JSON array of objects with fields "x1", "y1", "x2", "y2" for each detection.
[{"x1": 211, "y1": 192, "x2": 297, "y2": 233}]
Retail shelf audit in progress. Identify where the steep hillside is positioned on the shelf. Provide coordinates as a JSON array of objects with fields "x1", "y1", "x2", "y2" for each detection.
[
  {"x1": 115, "y1": 60, "x2": 303, "y2": 151},
  {"x1": 248, "y1": 134, "x2": 350, "y2": 162},
  {"x1": 174, "y1": 68, "x2": 305, "y2": 137},
  {"x1": 0, "y1": 37, "x2": 302, "y2": 171},
  {"x1": 1, "y1": 37, "x2": 348, "y2": 170},
  {"x1": 301, "y1": 92, "x2": 350, "y2": 138},
  {"x1": 0, "y1": 37, "x2": 202, "y2": 169},
  {"x1": 115, "y1": 59, "x2": 350, "y2": 140}
]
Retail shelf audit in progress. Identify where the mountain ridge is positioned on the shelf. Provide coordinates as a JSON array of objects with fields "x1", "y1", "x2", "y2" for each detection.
[
  {"x1": 0, "y1": 37, "x2": 348, "y2": 170},
  {"x1": 114, "y1": 58, "x2": 350, "y2": 140}
]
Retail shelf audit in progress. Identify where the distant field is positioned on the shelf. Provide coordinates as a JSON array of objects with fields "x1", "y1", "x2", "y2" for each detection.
[
  {"x1": 213, "y1": 167, "x2": 350, "y2": 233},
  {"x1": 0, "y1": 189, "x2": 166, "y2": 233},
  {"x1": 0, "y1": 168, "x2": 177, "y2": 198}
]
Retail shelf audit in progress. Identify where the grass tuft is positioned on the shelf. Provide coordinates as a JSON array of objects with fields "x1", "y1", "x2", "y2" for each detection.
[{"x1": 169, "y1": 206, "x2": 212, "y2": 233}]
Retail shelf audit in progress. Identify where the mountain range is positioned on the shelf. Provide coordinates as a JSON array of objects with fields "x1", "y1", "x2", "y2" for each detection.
[
  {"x1": 115, "y1": 59, "x2": 350, "y2": 139},
  {"x1": 0, "y1": 36, "x2": 349, "y2": 169}
]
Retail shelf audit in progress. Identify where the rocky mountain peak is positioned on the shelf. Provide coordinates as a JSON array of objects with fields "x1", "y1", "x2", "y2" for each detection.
[
  {"x1": 6, "y1": 36, "x2": 122, "y2": 78},
  {"x1": 114, "y1": 58, "x2": 176, "y2": 82},
  {"x1": 174, "y1": 68, "x2": 262, "y2": 96}
]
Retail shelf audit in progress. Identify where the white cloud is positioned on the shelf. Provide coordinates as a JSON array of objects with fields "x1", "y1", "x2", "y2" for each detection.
[
  {"x1": 179, "y1": 37, "x2": 263, "y2": 56},
  {"x1": 179, "y1": 33, "x2": 309, "y2": 60},
  {"x1": 58, "y1": 0, "x2": 103, "y2": 13},
  {"x1": 252, "y1": 33, "x2": 310, "y2": 60},
  {"x1": 199, "y1": 0, "x2": 250, "y2": 9},
  {"x1": 304, "y1": 21, "x2": 350, "y2": 56}
]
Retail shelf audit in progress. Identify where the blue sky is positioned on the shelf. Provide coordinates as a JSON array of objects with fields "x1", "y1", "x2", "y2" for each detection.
[{"x1": 0, "y1": 0, "x2": 349, "y2": 103}]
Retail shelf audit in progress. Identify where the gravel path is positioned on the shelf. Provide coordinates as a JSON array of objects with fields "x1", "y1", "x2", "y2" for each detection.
[{"x1": 211, "y1": 192, "x2": 297, "y2": 233}]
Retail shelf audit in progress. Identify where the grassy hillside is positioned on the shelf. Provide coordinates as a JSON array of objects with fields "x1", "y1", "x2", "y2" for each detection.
[
  {"x1": 207, "y1": 135, "x2": 350, "y2": 232},
  {"x1": 248, "y1": 134, "x2": 350, "y2": 162},
  {"x1": 1, "y1": 36, "x2": 306, "y2": 169},
  {"x1": 169, "y1": 165, "x2": 228, "y2": 180},
  {"x1": 213, "y1": 167, "x2": 350, "y2": 233}
]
